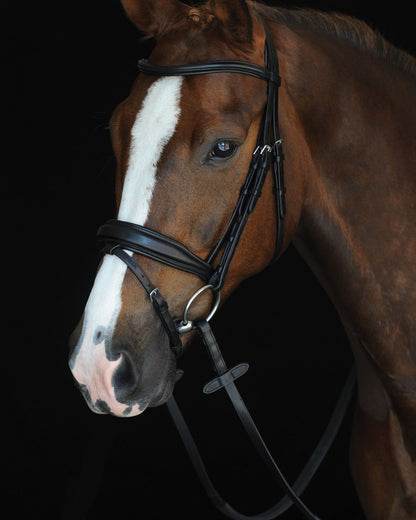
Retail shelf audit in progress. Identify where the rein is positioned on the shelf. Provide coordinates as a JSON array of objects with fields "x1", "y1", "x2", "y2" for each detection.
[{"x1": 97, "y1": 14, "x2": 355, "y2": 520}]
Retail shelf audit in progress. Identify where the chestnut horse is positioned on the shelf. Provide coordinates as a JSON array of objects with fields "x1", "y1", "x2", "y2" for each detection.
[{"x1": 69, "y1": 1, "x2": 416, "y2": 518}]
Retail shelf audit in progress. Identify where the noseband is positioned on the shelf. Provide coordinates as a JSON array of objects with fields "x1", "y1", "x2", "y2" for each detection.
[{"x1": 96, "y1": 15, "x2": 354, "y2": 520}]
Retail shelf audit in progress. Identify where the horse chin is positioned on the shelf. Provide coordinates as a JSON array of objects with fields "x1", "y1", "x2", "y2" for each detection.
[
  {"x1": 147, "y1": 377, "x2": 175, "y2": 408},
  {"x1": 113, "y1": 358, "x2": 177, "y2": 417}
]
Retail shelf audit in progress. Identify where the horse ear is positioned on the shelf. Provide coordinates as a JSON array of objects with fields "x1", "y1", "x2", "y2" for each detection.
[
  {"x1": 120, "y1": 0, "x2": 186, "y2": 37},
  {"x1": 209, "y1": 0, "x2": 253, "y2": 44}
]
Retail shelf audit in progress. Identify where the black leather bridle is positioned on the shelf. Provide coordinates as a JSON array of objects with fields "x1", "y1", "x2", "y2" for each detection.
[
  {"x1": 97, "y1": 16, "x2": 286, "y2": 355},
  {"x1": 96, "y1": 15, "x2": 355, "y2": 520}
]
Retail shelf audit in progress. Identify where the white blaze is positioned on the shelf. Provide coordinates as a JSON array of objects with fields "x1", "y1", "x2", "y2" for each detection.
[
  {"x1": 118, "y1": 76, "x2": 184, "y2": 223},
  {"x1": 71, "y1": 77, "x2": 183, "y2": 414}
]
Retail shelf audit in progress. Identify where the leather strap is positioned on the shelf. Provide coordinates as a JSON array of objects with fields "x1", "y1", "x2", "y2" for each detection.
[
  {"x1": 105, "y1": 246, "x2": 182, "y2": 356},
  {"x1": 138, "y1": 59, "x2": 281, "y2": 85},
  {"x1": 206, "y1": 143, "x2": 274, "y2": 289},
  {"x1": 261, "y1": 19, "x2": 286, "y2": 259},
  {"x1": 196, "y1": 319, "x2": 320, "y2": 520},
  {"x1": 98, "y1": 219, "x2": 214, "y2": 282},
  {"x1": 167, "y1": 319, "x2": 356, "y2": 520}
]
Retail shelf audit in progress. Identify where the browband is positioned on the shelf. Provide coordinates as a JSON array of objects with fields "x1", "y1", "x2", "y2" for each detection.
[{"x1": 138, "y1": 59, "x2": 281, "y2": 85}]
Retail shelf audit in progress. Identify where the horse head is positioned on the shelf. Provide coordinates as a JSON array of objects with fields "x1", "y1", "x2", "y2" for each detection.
[{"x1": 69, "y1": 0, "x2": 295, "y2": 417}]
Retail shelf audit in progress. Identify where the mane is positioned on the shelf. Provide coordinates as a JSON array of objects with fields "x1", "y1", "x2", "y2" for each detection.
[{"x1": 250, "y1": 1, "x2": 416, "y2": 77}]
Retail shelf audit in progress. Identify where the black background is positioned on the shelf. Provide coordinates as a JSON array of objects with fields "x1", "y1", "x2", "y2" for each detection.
[{"x1": 4, "y1": 1, "x2": 414, "y2": 519}]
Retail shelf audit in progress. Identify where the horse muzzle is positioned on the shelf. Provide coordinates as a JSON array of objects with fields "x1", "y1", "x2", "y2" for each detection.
[{"x1": 69, "y1": 324, "x2": 177, "y2": 417}]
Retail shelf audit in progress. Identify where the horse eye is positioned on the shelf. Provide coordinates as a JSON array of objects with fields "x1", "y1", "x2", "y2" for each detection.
[{"x1": 210, "y1": 140, "x2": 238, "y2": 160}]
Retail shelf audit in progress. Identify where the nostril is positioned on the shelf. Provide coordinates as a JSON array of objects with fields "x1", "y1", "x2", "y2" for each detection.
[{"x1": 112, "y1": 352, "x2": 140, "y2": 401}]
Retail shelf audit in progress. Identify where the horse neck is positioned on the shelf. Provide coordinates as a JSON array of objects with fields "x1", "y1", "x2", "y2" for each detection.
[{"x1": 278, "y1": 22, "x2": 416, "y2": 411}]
